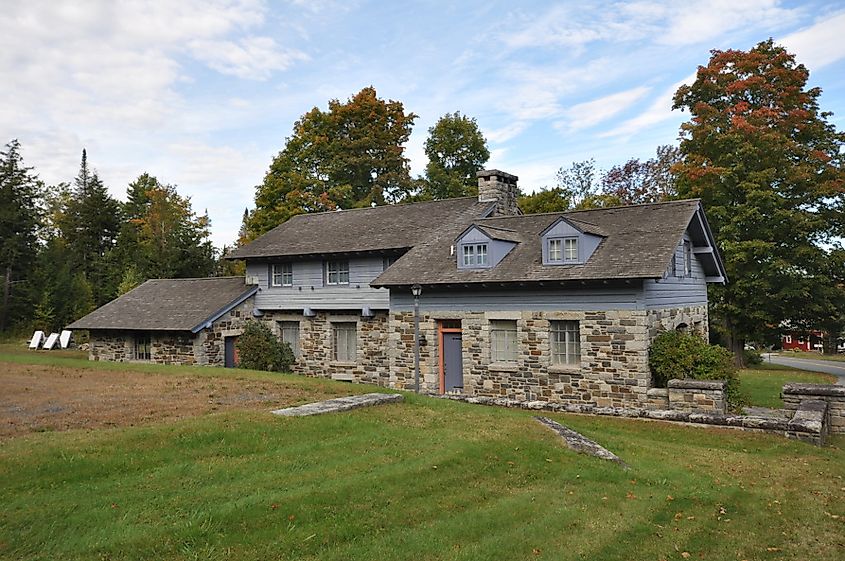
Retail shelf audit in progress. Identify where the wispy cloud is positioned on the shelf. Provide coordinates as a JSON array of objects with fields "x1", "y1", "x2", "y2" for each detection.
[
  {"x1": 600, "y1": 74, "x2": 695, "y2": 138},
  {"x1": 557, "y1": 86, "x2": 651, "y2": 132},
  {"x1": 779, "y1": 10, "x2": 845, "y2": 69}
]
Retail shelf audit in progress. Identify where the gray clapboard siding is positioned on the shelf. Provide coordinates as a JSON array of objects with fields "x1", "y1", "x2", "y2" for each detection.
[
  {"x1": 247, "y1": 257, "x2": 390, "y2": 310},
  {"x1": 644, "y1": 234, "x2": 708, "y2": 309},
  {"x1": 390, "y1": 285, "x2": 645, "y2": 312}
]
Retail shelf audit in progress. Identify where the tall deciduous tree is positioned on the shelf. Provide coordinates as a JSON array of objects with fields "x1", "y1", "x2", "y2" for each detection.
[
  {"x1": 250, "y1": 87, "x2": 417, "y2": 236},
  {"x1": 600, "y1": 145, "x2": 680, "y2": 205},
  {"x1": 421, "y1": 112, "x2": 490, "y2": 199},
  {"x1": 116, "y1": 173, "x2": 215, "y2": 283},
  {"x1": 673, "y1": 39, "x2": 845, "y2": 364},
  {"x1": 0, "y1": 140, "x2": 43, "y2": 331}
]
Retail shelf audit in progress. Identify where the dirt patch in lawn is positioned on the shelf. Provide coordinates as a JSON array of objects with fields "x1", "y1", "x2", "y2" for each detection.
[{"x1": 0, "y1": 363, "x2": 343, "y2": 438}]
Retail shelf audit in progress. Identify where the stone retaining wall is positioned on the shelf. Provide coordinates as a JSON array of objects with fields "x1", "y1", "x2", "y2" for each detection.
[
  {"x1": 667, "y1": 379, "x2": 727, "y2": 414},
  {"x1": 782, "y1": 383, "x2": 845, "y2": 435}
]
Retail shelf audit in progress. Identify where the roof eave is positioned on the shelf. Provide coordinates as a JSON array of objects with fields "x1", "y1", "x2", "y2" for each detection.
[{"x1": 190, "y1": 284, "x2": 259, "y2": 333}]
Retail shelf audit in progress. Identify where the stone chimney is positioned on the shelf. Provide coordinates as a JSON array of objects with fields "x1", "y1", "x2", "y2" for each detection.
[{"x1": 477, "y1": 169, "x2": 521, "y2": 216}]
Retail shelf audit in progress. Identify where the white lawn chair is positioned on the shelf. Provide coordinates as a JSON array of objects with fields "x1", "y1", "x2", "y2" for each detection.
[
  {"x1": 43, "y1": 332, "x2": 60, "y2": 350},
  {"x1": 59, "y1": 330, "x2": 72, "y2": 349},
  {"x1": 28, "y1": 331, "x2": 45, "y2": 349}
]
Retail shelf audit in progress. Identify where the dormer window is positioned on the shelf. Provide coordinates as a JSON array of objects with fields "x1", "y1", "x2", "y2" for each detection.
[
  {"x1": 548, "y1": 237, "x2": 578, "y2": 263},
  {"x1": 462, "y1": 243, "x2": 488, "y2": 267}
]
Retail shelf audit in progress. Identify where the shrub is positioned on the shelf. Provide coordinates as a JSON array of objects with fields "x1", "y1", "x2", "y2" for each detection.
[
  {"x1": 743, "y1": 347, "x2": 763, "y2": 365},
  {"x1": 649, "y1": 330, "x2": 742, "y2": 408},
  {"x1": 236, "y1": 321, "x2": 295, "y2": 372}
]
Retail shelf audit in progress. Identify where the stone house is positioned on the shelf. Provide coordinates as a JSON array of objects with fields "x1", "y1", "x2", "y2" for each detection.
[
  {"x1": 71, "y1": 169, "x2": 726, "y2": 409},
  {"x1": 68, "y1": 277, "x2": 257, "y2": 366}
]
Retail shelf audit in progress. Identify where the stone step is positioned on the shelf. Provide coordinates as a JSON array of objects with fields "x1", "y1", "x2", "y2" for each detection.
[{"x1": 271, "y1": 393, "x2": 403, "y2": 417}]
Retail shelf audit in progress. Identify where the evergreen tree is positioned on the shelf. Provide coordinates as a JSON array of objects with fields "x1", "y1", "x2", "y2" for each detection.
[
  {"x1": 0, "y1": 139, "x2": 43, "y2": 332},
  {"x1": 61, "y1": 150, "x2": 122, "y2": 305}
]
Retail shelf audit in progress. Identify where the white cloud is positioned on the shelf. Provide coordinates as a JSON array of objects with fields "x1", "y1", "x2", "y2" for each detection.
[
  {"x1": 557, "y1": 86, "x2": 651, "y2": 132},
  {"x1": 189, "y1": 36, "x2": 308, "y2": 80},
  {"x1": 779, "y1": 10, "x2": 845, "y2": 69},
  {"x1": 600, "y1": 73, "x2": 695, "y2": 138},
  {"x1": 505, "y1": 0, "x2": 801, "y2": 50}
]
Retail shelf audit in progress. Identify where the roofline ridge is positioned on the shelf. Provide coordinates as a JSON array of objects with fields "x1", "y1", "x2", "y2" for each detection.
[
  {"x1": 146, "y1": 276, "x2": 246, "y2": 282},
  {"x1": 478, "y1": 198, "x2": 701, "y2": 220},
  {"x1": 286, "y1": 196, "x2": 481, "y2": 220}
]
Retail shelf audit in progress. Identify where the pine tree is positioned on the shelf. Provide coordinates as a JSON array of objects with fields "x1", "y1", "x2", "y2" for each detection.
[{"x1": 0, "y1": 139, "x2": 43, "y2": 332}]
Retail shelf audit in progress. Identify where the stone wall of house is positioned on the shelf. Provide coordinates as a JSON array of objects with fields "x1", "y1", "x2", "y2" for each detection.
[
  {"x1": 89, "y1": 331, "x2": 131, "y2": 362},
  {"x1": 646, "y1": 305, "x2": 709, "y2": 340},
  {"x1": 258, "y1": 310, "x2": 390, "y2": 383},
  {"x1": 389, "y1": 309, "x2": 652, "y2": 408},
  {"x1": 88, "y1": 330, "x2": 196, "y2": 364},
  {"x1": 194, "y1": 297, "x2": 254, "y2": 365}
]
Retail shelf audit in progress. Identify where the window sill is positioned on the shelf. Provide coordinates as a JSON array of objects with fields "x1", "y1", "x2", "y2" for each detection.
[
  {"x1": 488, "y1": 362, "x2": 518, "y2": 373},
  {"x1": 330, "y1": 361, "x2": 357, "y2": 368},
  {"x1": 548, "y1": 364, "x2": 581, "y2": 374}
]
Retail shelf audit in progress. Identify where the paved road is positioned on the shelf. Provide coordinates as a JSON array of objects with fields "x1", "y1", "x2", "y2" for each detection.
[{"x1": 763, "y1": 354, "x2": 845, "y2": 385}]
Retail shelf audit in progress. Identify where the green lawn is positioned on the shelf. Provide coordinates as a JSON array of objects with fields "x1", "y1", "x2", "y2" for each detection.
[
  {"x1": 2, "y1": 351, "x2": 844, "y2": 560},
  {"x1": 739, "y1": 364, "x2": 836, "y2": 409}
]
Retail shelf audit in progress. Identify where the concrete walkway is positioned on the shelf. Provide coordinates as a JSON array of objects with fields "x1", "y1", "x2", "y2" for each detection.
[
  {"x1": 764, "y1": 354, "x2": 845, "y2": 385},
  {"x1": 271, "y1": 393, "x2": 403, "y2": 417}
]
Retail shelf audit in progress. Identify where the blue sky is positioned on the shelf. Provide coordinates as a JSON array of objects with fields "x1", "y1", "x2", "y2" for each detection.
[{"x1": 3, "y1": 0, "x2": 845, "y2": 246}]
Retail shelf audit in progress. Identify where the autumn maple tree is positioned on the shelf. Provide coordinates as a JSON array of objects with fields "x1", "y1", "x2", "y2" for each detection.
[{"x1": 673, "y1": 39, "x2": 845, "y2": 363}]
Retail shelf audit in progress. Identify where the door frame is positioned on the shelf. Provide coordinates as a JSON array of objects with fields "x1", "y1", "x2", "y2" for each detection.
[{"x1": 438, "y1": 322, "x2": 463, "y2": 394}]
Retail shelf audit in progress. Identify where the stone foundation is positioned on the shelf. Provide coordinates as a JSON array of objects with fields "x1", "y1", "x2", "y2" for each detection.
[
  {"x1": 389, "y1": 309, "x2": 651, "y2": 408},
  {"x1": 258, "y1": 310, "x2": 389, "y2": 385},
  {"x1": 89, "y1": 330, "x2": 197, "y2": 365},
  {"x1": 647, "y1": 304, "x2": 709, "y2": 340}
]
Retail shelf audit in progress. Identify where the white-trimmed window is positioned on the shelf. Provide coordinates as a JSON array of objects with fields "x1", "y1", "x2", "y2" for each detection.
[
  {"x1": 333, "y1": 322, "x2": 357, "y2": 362},
  {"x1": 326, "y1": 261, "x2": 350, "y2": 285},
  {"x1": 548, "y1": 238, "x2": 578, "y2": 263},
  {"x1": 683, "y1": 240, "x2": 692, "y2": 277},
  {"x1": 462, "y1": 243, "x2": 488, "y2": 267},
  {"x1": 279, "y1": 321, "x2": 300, "y2": 357},
  {"x1": 134, "y1": 333, "x2": 151, "y2": 361},
  {"x1": 548, "y1": 239, "x2": 562, "y2": 262},
  {"x1": 272, "y1": 263, "x2": 293, "y2": 287},
  {"x1": 490, "y1": 320, "x2": 518, "y2": 363},
  {"x1": 551, "y1": 321, "x2": 580, "y2": 366},
  {"x1": 564, "y1": 238, "x2": 578, "y2": 261}
]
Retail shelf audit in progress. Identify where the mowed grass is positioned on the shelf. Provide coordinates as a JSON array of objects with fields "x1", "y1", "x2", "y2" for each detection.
[
  {"x1": 779, "y1": 351, "x2": 845, "y2": 362},
  {"x1": 1, "y1": 350, "x2": 844, "y2": 560},
  {"x1": 739, "y1": 363, "x2": 836, "y2": 409}
]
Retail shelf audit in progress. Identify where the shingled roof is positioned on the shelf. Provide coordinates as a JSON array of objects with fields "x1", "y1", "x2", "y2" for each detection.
[
  {"x1": 372, "y1": 199, "x2": 721, "y2": 287},
  {"x1": 67, "y1": 277, "x2": 257, "y2": 332},
  {"x1": 227, "y1": 197, "x2": 492, "y2": 259}
]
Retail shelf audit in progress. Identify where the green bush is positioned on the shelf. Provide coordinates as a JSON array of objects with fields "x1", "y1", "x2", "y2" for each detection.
[
  {"x1": 236, "y1": 321, "x2": 295, "y2": 372},
  {"x1": 743, "y1": 347, "x2": 763, "y2": 365},
  {"x1": 649, "y1": 330, "x2": 742, "y2": 408}
]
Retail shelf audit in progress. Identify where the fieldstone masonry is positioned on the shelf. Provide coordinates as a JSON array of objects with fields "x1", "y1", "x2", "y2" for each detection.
[
  {"x1": 782, "y1": 383, "x2": 845, "y2": 435},
  {"x1": 668, "y1": 379, "x2": 727, "y2": 414}
]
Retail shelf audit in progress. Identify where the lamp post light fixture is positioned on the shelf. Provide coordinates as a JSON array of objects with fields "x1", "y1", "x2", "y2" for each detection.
[{"x1": 411, "y1": 283, "x2": 422, "y2": 393}]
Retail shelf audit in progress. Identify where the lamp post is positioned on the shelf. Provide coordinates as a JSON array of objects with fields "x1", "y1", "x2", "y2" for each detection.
[{"x1": 411, "y1": 283, "x2": 422, "y2": 393}]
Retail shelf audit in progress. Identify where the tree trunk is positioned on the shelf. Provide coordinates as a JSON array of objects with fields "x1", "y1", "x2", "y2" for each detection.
[
  {"x1": 727, "y1": 320, "x2": 746, "y2": 368},
  {"x1": 1, "y1": 265, "x2": 11, "y2": 332},
  {"x1": 823, "y1": 332, "x2": 837, "y2": 355}
]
